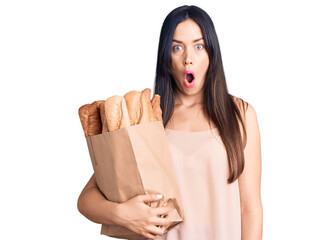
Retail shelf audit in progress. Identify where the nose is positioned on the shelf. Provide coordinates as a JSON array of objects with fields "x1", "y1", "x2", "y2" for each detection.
[
  {"x1": 183, "y1": 49, "x2": 193, "y2": 65},
  {"x1": 183, "y1": 60, "x2": 193, "y2": 65}
]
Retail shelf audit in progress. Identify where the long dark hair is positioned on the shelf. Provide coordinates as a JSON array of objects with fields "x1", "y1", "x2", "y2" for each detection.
[{"x1": 153, "y1": 5, "x2": 248, "y2": 183}]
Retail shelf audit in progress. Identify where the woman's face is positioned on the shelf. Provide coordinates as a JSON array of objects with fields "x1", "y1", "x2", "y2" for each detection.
[{"x1": 170, "y1": 19, "x2": 209, "y2": 96}]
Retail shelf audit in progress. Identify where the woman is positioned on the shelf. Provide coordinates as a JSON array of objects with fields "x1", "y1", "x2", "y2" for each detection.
[{"x1": 78, "y1": 5, "x2": 263, "y2": 240}]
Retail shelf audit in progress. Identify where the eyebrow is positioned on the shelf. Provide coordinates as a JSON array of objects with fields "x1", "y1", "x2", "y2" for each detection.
[{"x1": 172, "y1": 38, "x2": 203, "y2": 43}]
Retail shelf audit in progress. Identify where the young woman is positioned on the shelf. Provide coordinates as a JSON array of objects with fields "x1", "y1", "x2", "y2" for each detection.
[{"x1": 78, "y1": 5, "x2": 263, "y2": 240}]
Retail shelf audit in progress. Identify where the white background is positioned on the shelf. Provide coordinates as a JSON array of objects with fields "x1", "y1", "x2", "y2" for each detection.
[{"x1": 1, "y1": 0, "x2": 326, "y2": 239}]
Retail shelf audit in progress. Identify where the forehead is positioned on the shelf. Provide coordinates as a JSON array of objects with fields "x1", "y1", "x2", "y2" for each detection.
[{"x1": 173, "y1": 19, "x2": 203, "y2": 40}]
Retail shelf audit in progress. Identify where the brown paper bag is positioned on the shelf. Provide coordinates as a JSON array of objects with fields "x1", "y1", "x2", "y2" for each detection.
[{"x1": 86, "y1": 121, "x2": 183, "y2": 239}]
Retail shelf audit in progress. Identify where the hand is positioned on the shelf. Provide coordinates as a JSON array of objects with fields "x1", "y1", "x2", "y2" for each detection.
[{"x1": 115, "y1": 194, "x2": 171, "y2": 240}]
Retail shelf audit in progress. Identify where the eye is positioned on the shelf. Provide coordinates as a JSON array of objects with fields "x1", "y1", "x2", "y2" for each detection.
[
  {"x1": 173, "y1": 45, "x2": 183, "y2": 52},
  {"x1": 195, "y1": 44, "x2": 204, "y2": 50}
]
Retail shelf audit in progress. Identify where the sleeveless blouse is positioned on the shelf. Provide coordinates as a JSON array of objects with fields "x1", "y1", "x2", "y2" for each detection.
[{"x1": 155, "y1": 128, "x2": 242, "y2": 240}]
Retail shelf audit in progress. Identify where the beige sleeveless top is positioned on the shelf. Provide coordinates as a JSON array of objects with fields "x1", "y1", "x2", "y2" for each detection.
[{"x1": 154, "y1": 127, "x2": 241, "y2": 240}]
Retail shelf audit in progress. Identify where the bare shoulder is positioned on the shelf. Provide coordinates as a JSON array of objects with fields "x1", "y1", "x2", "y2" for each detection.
[
  {"x1": 231, "y1": 95, "x2": 252, "y2": 123},
  {"x1": 231, "y1": 95, "x2": 258, "y2": 119},
  {"x1": 232, "y1": 95, "x2": 249, "y2": 115},
  {"x1": 245, "y1": 103, "x2": 258, "y2": 124},
  {"x1": 231, "y1": 95, "x2": 260, "y2": 147}
]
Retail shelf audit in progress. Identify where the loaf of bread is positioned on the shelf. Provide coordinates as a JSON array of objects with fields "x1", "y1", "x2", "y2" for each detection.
[
  {"x1": 139, "y1": 88, "x2": 157, "y2": 124},
  {"x1": 99, "y1": 102, "x2": 109, "y2": 133},
  {"x1": 78, "y1": 100, "x2": 103, "y2": 137},
  {"x1": 79, "y1": 88, "x2": 163, "y2": 135},
  {"x1": 124, "y1": 91, "x2": 142, "y2": 125},
  {"x1": 93, "y1": 100, "x2": 104, "y2": 109},
  {"x1": 120, "y1": 97, "x2": 131, "y2": 129},
  {"x1": 151, "y1": 94, "x2": 163, "y2": 122},
  {"x1": 104, "y1": 96, "x2": 123, "y2": 131}
]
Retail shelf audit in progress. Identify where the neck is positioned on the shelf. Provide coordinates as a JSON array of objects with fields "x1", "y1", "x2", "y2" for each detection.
[{"x1": 173, "y1": 89, "x2": 204, "y2": 108}]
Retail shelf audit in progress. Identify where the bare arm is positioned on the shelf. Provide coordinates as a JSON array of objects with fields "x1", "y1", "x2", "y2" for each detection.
[
  {"x1": 77, "y1": 174, "x2": 171, "y2": 240},
  {"x1": 77, "y1": 173, "x2": 119, "y2": 225},
  {"x1": 238, "y1": 103, "x2": 263, "y2": 239}
]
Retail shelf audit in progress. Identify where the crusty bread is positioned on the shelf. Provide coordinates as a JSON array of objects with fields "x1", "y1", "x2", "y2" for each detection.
[
  {"x1": 93, "y1": 100, "x2": 104, "y2": 109},
  {"x1": 99, "y1": 102, "x2": 109, "y2": 132},
  {"x1": 79, "y1": 89, "x2": 163, "y2": 135},
  {"x1": 139, "y1": 88, "x2": 156, "y2": 124},
  {"x1": 105, "y1": 96, "x2": 123, "y2": 131},
  {"x1": 90, "y1": 100, "x2": 104, "y2": 135},
  {"x1": 78, "y1": 101, "x2": 103, "y2": 137},
  {"x1": 78, "y1": 104, "x2": 90, "y2": 137},
  {"x1": 120, "y1": 97, "x2": 131, "y2": 129},
  {"x1": 151, "y1": 94, "x2": 163, "y2": 122},
  {"x1": 124, "y1": 91, "x2": 142, "y2": 125}
]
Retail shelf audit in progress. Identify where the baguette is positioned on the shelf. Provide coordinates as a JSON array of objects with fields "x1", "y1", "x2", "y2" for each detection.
[
  {"x1": 104, "y1": 96, "x2": 123, "y2": 131},
  {"x1": 79, "y1": 89, "x2": 163, "y2": 135},
  {"x1": 93, "y1": 100, "x2": 104, "y2": 109},
  {"x1": 120, "y1": 97, "x2": 131, "y2": 129},
  {"x1": 99, "y1": 102, "x2": 109, "y2": 132},
  {"x1": 78, "y1": 104, "x2": 90, "y2": 137},
  {"x1": 139, "y1": 88, "x2": 156, "y2": 124},
  {"x1": 124, "y1": 91, "x2": 142, "y2": 125},
  {"x1": 151, "y1": 94, "x2": 163, "y2": 122},
  {"x1": 78, "y1": 101, "x2": 103, "y2": 137}
]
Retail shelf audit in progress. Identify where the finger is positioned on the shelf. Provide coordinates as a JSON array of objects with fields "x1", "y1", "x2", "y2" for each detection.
[
  {"x1": 140, "y1": 194, "x2": 163, "y2": 203},
  {"x1": 151, "y1": 216, "x2": 170, "y2": 226},
  {"x1": 146, "y1": 225, "x2": 165, "y2": 236},
  {"x1": 152, "y1": 206, "x2": 170, "y2": 216},
  {"x1": 143, "y1": 232, "x2": 160, "y2": 240}
]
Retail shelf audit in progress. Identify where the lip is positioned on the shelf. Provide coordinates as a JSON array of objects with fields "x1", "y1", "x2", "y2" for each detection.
[
  {"x1": 184, "y1": 70, "x2": 196, "y2": 88},
  {"x1": 184, "y1": 70, "x2": 195, "y2": 79}
]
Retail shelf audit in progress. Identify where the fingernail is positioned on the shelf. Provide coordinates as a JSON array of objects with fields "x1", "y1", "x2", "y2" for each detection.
[{"x1": 157, "y1": 194, "x2": 163, "y2": 199}]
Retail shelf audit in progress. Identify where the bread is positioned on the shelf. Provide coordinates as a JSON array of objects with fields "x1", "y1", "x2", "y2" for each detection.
[
  {"x1": 151, "y1": 94, "x2": 163, "y2": 122},
  {"x1": 104, "y1": 96, "x2": 123, "y2": 131},
  {"x1": 124, "y1": 91, "x2": 142, "y2": 125},
  {"x1": 90, "y1": 101, "x2": 104, "y2": 136},
  {"x1": 139, "y1": 88, "x2": 156, "y2": 124},
  {"x1": 120, "y1": 97, "x2": 131, "y2": 129},
  {"x1": 79, "y1": 89, "x2": 163, "y2": 135},
  {"x1": 99, "y1": 102, "x2": 109, "y2": 132},
  {"x1": 93, "y1": 100, "x2": 104, "y2": 109},
  {"x1": 78, "y1": 104, "x2": 90, "y2": 136},
  {"x1": 78, "y1": 101, "x2": 103, "y2": 137}
]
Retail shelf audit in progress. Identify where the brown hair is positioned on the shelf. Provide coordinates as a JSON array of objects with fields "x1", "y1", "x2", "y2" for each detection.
[{"x1": 154, "y1": 5, "x2": 248, "y2": 183}]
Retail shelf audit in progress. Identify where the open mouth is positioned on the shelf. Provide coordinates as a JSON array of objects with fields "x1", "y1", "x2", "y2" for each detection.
[
  {"x1": 186, "y1": 73, "x2": 194, "y2": 83},
  {"x1": 184, "y1": 70, "x2": 195, "y2": 88}
]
